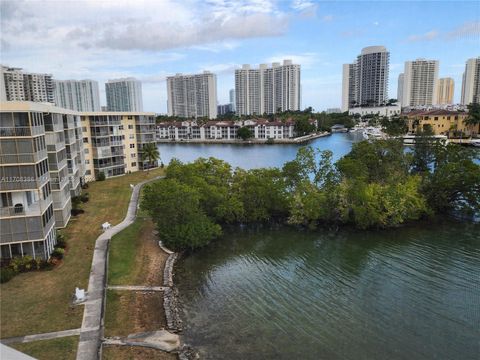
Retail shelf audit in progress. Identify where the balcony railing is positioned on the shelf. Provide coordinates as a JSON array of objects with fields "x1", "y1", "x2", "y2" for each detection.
[{"x1": 0, "y1": 149, "x2": 48, "y2": 165}]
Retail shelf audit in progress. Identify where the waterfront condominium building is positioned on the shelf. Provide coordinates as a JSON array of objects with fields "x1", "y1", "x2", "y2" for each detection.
[
  {"x1": 342, "y1": 46, "x2": 389, "y2": 109},
  {"x1": 461, "y1": 57, "x2": 480, "y2": 105},
  {"x1": 229, "y1": 89, "x2": 236, "y2": 112},
  {"x1": 397, "y1": 73, "x2": 404, "y2": 105},
  {"x1": 105, "y1": 78, "x2": 143, "y2": 112},
  {"x1": 235, "y1": 60, "x2": 301, "y2": 116},
  {"x1": 54, "y1": 79, "x2": 101, "y2": 112},
  {"x1": 355, "y1": 46, "x2": 390, "y2": 107},
  {"x1": 341, "y1": 63, "x2": 356, "y2": 112},
  {"x1": 166, "y1": 71, "x2": 217, "y2": 119},
  {"x1": 436, "y1": 78, "x2": 455, "y2": 105},
  {"x1": 0, "y1": 101, "x2": 86, "y2": 260},
  {"x1": 401, "y1": 59, "x2": 439, "y2": 107},
  {"x1": 81, "y1": 111, "x2": 157, "y2": 180},
  {"x1": 1, "y1": 65, "x2": 54, "y2": 103}
]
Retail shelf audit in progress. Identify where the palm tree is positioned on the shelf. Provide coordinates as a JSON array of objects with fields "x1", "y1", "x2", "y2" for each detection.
[
  {"x1": 141, "y1": 143, "x2": 160, "y2": 171},
  {"x1": 464, "y1": 103, "x2": 480, "y2": 138}
]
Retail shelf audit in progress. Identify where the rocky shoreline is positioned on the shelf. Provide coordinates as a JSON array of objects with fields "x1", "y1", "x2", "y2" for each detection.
[{"x1": 160, "y1": 244, "x2": 198, "y2": 359}]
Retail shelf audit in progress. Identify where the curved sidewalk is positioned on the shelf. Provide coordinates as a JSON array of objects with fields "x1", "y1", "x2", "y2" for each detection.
[{"x1": 76, "y1": 176, "x2": 163, "y2": 360}]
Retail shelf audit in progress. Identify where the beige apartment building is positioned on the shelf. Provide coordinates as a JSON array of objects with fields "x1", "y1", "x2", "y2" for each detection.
[
  {"x1": 1, "y1": 102, "x2": 157, "y2": 261},
  {"x1": 81, "y1": 112, "x2": 157, "y2": 180},
  {"x1": 436, "y1": 78, "x2": 455, "y2": 105}
]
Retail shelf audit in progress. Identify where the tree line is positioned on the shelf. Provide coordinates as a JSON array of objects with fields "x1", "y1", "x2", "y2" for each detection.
[{"x1": 141, "y1": 138, "x2": 480, "y2": 251}]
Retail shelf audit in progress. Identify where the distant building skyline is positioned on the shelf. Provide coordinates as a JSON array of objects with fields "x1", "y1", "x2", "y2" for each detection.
[
  {"x1": 401, "y1": 59, "x2": 439, "y2": 107},
  {"x1": 105, "y1": 78, "x2": 143, "y2": 112},
  {"x1": 1, "y1": 65, "x2": 54, "y2": 103},
  {"x1": 166, "y1": 71, "x2": 217, "y2": 119},
  {"x1": 235, "y1": 59, "x2": 301, "y2": 116},
  {"x1": 436, "y1": 77, "x2": 455, "y2": 105},
  {"x1": 461, "y1": 57, "x2": 480, "y2": 105},
  {"x1": 54, "y1": 79, "x2": 101, "y2": 112},
  {"x1": 342, "y1": 46, "x2": 389, "y2": 109}
]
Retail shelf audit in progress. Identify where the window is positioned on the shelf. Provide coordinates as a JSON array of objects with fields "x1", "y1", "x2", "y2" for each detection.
[
  {"x1": 82, "y1": 127, "x2": 87, "y2": 132},
  {"x1": 85, "y1": 170, "x2": 91, "y2": 175},
  {"x1": 129, "y1": 134, "x2": 135, "y2": 139},
  {"x1": 84, "y1": 148, "x2": 89, "y2": 154},
  {"x1": 130, "y1": 144, "x2": 135, "y2": 148},
  {"x1": 119, "y1": 125, "x2": 124, "y2": 130},
  {"x1": 85, "y1": 159, "x2": 90, "y2": 165},
  {"x1": 128, "y1": 124, "x2": 133, "y2": 129},
  {"x1": 83, "y1": 137, "x2": 89, "y2": 143},
  {"x1": 131, "y1": 162, "x2": 136, "y2": 167},
  {"x1": 131, "y1": 153, "x2": 136, "y2": 158}
]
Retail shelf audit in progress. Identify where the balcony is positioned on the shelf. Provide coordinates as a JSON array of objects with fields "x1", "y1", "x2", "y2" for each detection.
[
  {"x1": 0, "y1": 197, "x2": 52, "y2": 218},
  {"x1": 0, "y1": 126, "x2": 44, "y2": 137},
  {"x1": 0, "y1": 148, "x2": 47, "y2": 165}
]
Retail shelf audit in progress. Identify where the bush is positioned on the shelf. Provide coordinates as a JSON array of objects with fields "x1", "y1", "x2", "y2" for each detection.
[
  {"x1": 9, "y1": 256, "x2": 35, "y2": 273},
  {"x1": 56, "y1": 234, "x2": 67, "y2": 249},
  {"x1": 82, "y1": 182, "x2": 89, "y2": 189},
  {"x1": 0, "y1": 267, "x2": 18, "y2": 283},
  {"x1": 51, "y1": 248, "x2": 65, "y2": 260},
  {"x1": 71, "y1": 208, "x2": 85, "y2": 216},
  {"x1": 79, "y1": 192, "x2": 89, "y2": 203},
  {"x1": 96, "y1": 172, "x2": 106, "y2": 181}
]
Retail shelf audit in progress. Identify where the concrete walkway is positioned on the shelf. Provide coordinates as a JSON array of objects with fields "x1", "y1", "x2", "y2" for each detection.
[
  {"x1": 107, "y1": 285, "x2": 167, "y2": 292},
  {"x1": 1, "y1": 328, "x2": 81, "y2": 345},
  {"x1": 76, "y1": 176, "x2": 163, "y2": 360}
]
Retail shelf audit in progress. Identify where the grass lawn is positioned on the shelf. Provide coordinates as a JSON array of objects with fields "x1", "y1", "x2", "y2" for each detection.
[
  {"x1": 102, "y1": 345, "x2": 177, "y2": 360},
  {"x1": 104, "y1": 290, "x2": 166, "y2": 337},
  {"x1": 0, "y1": 168, "x2": 165, "y2": 339},
  {"x1": 108, "y1": 213, "x2": 167, "y2": 286},
  {"x1": 11, "y1": 336, "x2": 79, "y2": 360}
]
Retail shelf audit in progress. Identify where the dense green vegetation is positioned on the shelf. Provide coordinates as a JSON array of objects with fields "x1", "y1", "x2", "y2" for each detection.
[{"x1": 141, "y1": 140, "x2": 479, "y2": 251}]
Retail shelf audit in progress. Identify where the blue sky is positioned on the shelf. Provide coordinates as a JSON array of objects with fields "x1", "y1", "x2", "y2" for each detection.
[{"x1": 1, "y1": 0, "x2": 479, "y2": 113}]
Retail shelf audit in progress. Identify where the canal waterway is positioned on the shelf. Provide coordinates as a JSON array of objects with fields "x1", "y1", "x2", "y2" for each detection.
[{"x1": 157, "y1": 132, "x2": 364, "y2": 168}]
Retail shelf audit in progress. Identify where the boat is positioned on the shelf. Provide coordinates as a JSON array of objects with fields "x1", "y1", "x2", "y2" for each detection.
[
  {"x1": 470, "y1": 139, "x2": 480, "y2": 147},
  {"x1": 401, "y1": 134, "x2": 449, "y2": 145},
  {"x1": 362, "y1": 127, "x2": 386, "y2": 140}
]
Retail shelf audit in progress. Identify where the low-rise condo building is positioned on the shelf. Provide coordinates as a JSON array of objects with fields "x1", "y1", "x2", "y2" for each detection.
[
  {"x1": 156, "y1": 119, "x2": 301, "y2": 141},
  {"x1": 348, "y1": 104, "x2": 401, "y2": 118},
  {"x1": 405, "y1": 109, "x2": 477, "y2": 137},
  {"x1": 81, "y1": 112, "x2": 157, "y2": 180}
]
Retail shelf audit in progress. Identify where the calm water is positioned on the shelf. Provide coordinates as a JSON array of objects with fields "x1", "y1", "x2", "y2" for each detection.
[
  {"x1": 157, "y1": 132, "x2": 364, "y2": 168},
  {"x1": 176, "y1": 223, "x2": 480, "y2": 359}
]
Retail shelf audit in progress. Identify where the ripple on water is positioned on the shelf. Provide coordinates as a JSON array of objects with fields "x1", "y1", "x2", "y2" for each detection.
[{"x1": 176, "y1": 222, "x2": 480, "y2": 360}]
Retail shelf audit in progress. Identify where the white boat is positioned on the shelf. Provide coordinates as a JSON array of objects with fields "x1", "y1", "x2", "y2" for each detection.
[
  {"x1": 401, "y1": 134, "x2": 449, "y2": 145},
  {"x1": 362, "y1": 127, "x2": 386, "y2": 140},
  {"x1": 470, "y1": 139, "x2": 480, "y2": 147}
]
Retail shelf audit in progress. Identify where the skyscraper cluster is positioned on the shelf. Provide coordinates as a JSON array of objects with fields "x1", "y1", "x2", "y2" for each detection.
[
  {"x1": 343, "y1": 48, "x2": 479, "y2": 111},
  {"x1": 1, "y1": 66, "x2": 144, "y2": 113},
  {"x1": 234, "y1": 60, "x2": 301, "y2": 116}
]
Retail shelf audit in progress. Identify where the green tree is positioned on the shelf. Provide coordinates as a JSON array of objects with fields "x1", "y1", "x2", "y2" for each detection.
[
  {"x1": 294, "y1": 118, "x2": 316, "y2": 136},
  {"x1": 464, "y1": 103, "x2": 480, "y2": 137},
  {"x1": 381, "y1": 116, "x2": 408, "y2": 136},
  {"x1": 141, "y1": 179, "x2": 221, "y2": 250},
  {"x1": 411, "y1": 125, "x2": 437, "y2": 174},
  {"x1": 423, "y1": 144, "x2": 480, "y2": 215},
  {"x1": 237, "y1": 126, "x2": 253, "y2": 141},
  {"x1": 141, "y1": 143, "x2": 160, "y2": 171}
]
